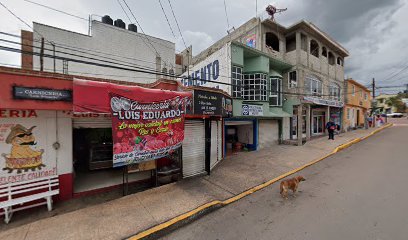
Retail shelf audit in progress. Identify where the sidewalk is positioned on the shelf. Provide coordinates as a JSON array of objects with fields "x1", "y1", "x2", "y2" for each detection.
[{"x1": 0, "y1": 127, "x2": 384, "y2": 240}]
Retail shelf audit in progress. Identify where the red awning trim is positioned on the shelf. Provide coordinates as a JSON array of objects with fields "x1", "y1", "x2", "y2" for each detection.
[{"x1": 73, "y1": 78, "x2": 192, "y2": 113}]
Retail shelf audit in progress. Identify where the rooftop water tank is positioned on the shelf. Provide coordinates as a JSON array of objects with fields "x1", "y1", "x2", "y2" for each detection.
[
  {"x1": 128, "y1": 23, "x2": 138, "y2": 33},
  {"x1": 101, "y1": 15, "x2": 113, "y2": 25},
  {"x1": 114, "y1": 19, "x2": 126, "y2": 29}
]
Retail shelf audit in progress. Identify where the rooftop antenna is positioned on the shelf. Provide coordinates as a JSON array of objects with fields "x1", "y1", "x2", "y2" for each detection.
[{"x1": 266, "y1": 4, "x2": 287, "y2": 21}]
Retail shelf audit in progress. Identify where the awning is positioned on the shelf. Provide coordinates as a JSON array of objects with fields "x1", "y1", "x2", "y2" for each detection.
[
  {"x1": 73, "y1": 79, "x2": 192, "y2": 113},
  {"x1": 266, "y1": 107, "x2": 292, "y2": 117},
  {"x1": 269, "y1": 70, "x2": 283, "y2": 78}
]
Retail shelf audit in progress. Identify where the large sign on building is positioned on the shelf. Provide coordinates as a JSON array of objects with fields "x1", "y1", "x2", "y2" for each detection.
[
  {"x1": 193, "y1": 90, "x2": 232, "y2": 117},
  {"x1": 0, "y1": 111, "x2": 57, "y2": 185},
  {"x1": 303, "y1": 96, "x2": 344, "y2": 108},
  {"x1": 73, "y1": 79, "x2": 192, "y2": 168},
  {"x1": 180, "y1": 43, "x2": 232, "y2": 95}
]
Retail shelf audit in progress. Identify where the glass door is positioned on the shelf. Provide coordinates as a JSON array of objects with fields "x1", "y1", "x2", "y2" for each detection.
[{"x1": 312, "y1": 115, "x2": 325, "y2": 135}]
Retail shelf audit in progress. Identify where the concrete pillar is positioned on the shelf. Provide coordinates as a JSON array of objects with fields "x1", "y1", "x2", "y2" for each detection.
[
  {"x1": 306, "y1": 105, "x2": 311, "y2": 141},
  {"x1": 297, "y1": 104, "x2": 303, "y2": 146},
  {"x1": 325, "y1": 106, "x2": 330, "y2": 135}
]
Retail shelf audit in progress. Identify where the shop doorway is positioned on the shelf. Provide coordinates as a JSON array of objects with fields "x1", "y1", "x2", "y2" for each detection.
[
  {"x1": 73, "y1": 127, "x2": 149, "y2": 194},
  {"x1": 356, "y1": 109, "x2": 360, "y2": 126},
  {"x1": 312, "y1": 115, "x2": 325, "y2": 135},
  {"x1": 224, "y1": 120, "x2": 256, "y2": 155}
]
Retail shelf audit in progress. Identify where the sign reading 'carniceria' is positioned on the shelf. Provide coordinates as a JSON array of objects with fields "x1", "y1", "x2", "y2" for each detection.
[{"x1": 13, "y1": 86, "x2": 72, "y2": 101}]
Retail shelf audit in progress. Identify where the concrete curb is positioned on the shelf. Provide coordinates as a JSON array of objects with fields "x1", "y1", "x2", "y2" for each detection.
[{"x1": 127, "y1": 123, "x2": 393, "y2": 240}]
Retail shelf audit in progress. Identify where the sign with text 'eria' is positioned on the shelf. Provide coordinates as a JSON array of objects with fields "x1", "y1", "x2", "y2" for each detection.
[{"x1": 110, "y1": 93, "x2": 190, "y2": 167}]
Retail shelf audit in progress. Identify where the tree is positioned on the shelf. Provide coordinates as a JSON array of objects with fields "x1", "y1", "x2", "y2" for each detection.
[{"x1": 385, "y1": 96, "x2": 406, "y2": 113}]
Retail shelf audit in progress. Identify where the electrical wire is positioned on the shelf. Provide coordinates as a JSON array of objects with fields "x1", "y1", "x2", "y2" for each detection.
[
  {"x1": 21, "y1": 0, "x2": 88, "y2": 21},
  {"x1": 167, "y1": 0, "x2": 187, "y2": 49},
  {"x1": 158, "y1": 0, "x2": 177, "y2": 39},
  {"x1": 0, "y1": 44, "x2": 366, "y2": 98}
]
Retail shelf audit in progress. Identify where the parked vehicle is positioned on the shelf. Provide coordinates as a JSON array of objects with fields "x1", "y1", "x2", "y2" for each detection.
[{"x1": 386, "y1": 113, "x2": 404, "y2": 118}]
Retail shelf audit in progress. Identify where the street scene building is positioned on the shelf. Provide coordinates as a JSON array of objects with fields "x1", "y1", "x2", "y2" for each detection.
[
  {"x1": 375, "y1": 94, "x2": 398, "y2": 114},
  {"x1": 0, "y1": 1, "x2": 407, "y2": 239},
  {"x1": 181, "y1": 17, "x2": 348, "y2": 147},
  {"x1": 343, "y1": 78, "x2": 372, "y2": 131},
  {"x1": 22, "y1": 17, "x2": 183, "y2": 83}
]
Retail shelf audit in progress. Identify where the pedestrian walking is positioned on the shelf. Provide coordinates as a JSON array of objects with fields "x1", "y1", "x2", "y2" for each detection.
[{"x1": 326, "y1": 118, "x2": 336, "y2": 140}]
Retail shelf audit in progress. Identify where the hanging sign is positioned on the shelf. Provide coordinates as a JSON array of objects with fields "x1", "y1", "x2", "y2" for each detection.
[{"x1": 110, "y1": 93, "x2": 190, "y2": 167}]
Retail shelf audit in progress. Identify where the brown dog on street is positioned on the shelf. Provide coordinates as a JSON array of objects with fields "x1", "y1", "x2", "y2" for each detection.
[{"x1": 280, "y1": 176, "x2": 306, "y2": 199}]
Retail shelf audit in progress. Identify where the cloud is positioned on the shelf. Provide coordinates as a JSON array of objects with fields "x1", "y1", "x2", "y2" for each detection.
[
  {"x1": 0, "y1": 0, "x2": 407, "y2": 91},
  {"x1": 180, "y1": 31, "x2": 214, "y2": 55}
]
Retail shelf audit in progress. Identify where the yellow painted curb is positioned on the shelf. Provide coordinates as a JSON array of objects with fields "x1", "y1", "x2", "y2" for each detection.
[{"x1": 128, "y1": 123, "x2": 393, "y2": 240}]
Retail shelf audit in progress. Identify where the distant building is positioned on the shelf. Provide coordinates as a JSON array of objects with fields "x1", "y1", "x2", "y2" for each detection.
[
  {"x1": 21, "y1": 16, "x2": 186, "y2": 83},
  {"x1": 343, "y1": 78, "x2": 372, "y2": 131},
  {"x1": 375, "y1": 94, "x2": 398, "y2": 114},
  {"x1": 180, "y1": 16, "x2": 348, "y2": 147}
]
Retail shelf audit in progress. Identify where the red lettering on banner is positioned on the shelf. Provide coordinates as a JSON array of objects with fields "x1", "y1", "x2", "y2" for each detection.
[
  {"x1": 0, "y1": 110, "x2": 38, "y2": 118},
  {"x1": 9, "y1": 110, "x2": 19, "y2": 117},
  {"x1": 27, "y1": 110, "x2": 38, "y2": 118}
]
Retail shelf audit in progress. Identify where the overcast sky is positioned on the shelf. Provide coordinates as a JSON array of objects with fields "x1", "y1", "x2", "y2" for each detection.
[{"x1": 1, "y1": 0, "x2": 407, "y2": 93}]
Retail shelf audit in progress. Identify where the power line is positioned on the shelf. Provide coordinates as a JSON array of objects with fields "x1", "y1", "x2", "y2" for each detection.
[
  {"x1": 120, "y1": 0, "x2": 175, "y2": 68},
  {"x1": 158, "y1": 0, "x2": 177, "y2": 39},
  {"x1": 0, "y1": 44, "x2": 359, "y2": 97},
  {"x1": 21, "y1": 0, "x2": 88, "y2": 21},
  {"x1": 0, "y1": 61, "x2": 160, "y2": 80},
  {"x1": 167, "y1": 0, "x2": 187, "y2": 49},
  {"x1": 380, "y1": 62, "x2": 408, "y2": 83},
  {"x1": 0, "y1": 29, "x2": 172, "y2": 70},
  {"x1": 0, "y1": 38, "x2": 163, "y2": 74}
]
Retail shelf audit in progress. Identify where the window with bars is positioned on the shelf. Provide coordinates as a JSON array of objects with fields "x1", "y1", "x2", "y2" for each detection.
[
  {"x1": 232, "y1": 66, "x2": 242, "y2": 98},
  {"x1": 270, "y1": 77, "x2": 282, "y2": 106},
  {"x1": 328, "y1": 83, "x2": 340, "y2": 100},
  {"x1": 305, "y1": 76, "x2": 323, "y2": 96},
  {"x1": 242, "y1": 73, "x2": 267, "y2": 101},
  {"x1": 288, "y1": 71, "x2": 297, "y2": 88}
]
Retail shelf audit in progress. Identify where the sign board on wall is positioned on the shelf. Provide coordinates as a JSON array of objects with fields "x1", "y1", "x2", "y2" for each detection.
[
  {"x1": 193, "y1": 90, "x2": 232, "y2": 117},
  {"x1": 180, "y1": 43, "x2": 232, "y2": 94},
  {"x1": 302, "y1": 96, "x2": 344, "y2": 108},
  {"x1": 0, "y1": 110, "x2": 57, "y2": 185},
  {"x1": 245, "y1": 34, "x2": 256, "y2": 48},
  {"x1": 13, "y1": 86, "x2": 72, "y2": 101},
  {"x1": 242, "y1": 104, "x2": 264, "y2": 116},
  {"x1": 110, "y1": 93, "x2": 190, "y2": 167}
]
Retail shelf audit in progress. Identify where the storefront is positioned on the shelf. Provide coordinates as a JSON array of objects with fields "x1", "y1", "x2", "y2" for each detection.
[
  {"x1": 225, "y1": 118, "x2": 257, "y2": 154},
  {"x1": 291, "y1": 96, "x2": 344, "y2": 141},
  {"x1": 184, "y1": 89, "x2": 232, "y2": 176},
  {"x1": 0, "y1": 70, "x2": 74, "y2": 200}
]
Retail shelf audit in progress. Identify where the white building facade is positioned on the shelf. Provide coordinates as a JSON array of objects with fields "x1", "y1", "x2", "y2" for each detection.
[{"x1": 29, "y1": 19, "x2": 176, "y2": 84}]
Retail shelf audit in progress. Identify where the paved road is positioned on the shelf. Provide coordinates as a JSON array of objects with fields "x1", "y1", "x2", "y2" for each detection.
[{"x1": 162, "y1": 122, "x2": 408, "y2": 240}]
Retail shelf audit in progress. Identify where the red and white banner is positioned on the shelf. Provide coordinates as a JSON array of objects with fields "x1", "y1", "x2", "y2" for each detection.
[{"x1": 73, "y1": 79, "x2": 192, "y2": 167}]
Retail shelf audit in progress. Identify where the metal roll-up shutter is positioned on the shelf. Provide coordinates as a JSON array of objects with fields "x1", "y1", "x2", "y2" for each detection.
[
  {"x1": 73, "y1": 117, "x2": 112, "y2": 128},
  {"x1": 210, "y1": 121, "x2": 219, "y2": 169},
  {"x1": 258, "y1": 120, "x2": 279, "y2": 149},
  {"x1": 217, "y1": 121, "x2": 222, "y2": 161},
  {"x1": 182, "y1": 120, "x2": 206, "y2": 177}
]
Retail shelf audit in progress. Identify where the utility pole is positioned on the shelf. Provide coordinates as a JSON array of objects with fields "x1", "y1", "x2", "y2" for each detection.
[
  {"x1": 372, "y1": 78, "x2": 376, "y2": 127},
  {"x1": 372, "y1": 78, "x2": 375, "y2": 98},
  {"x1": 40, "y1": 37, "x2": 44, "y2": 72}
]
